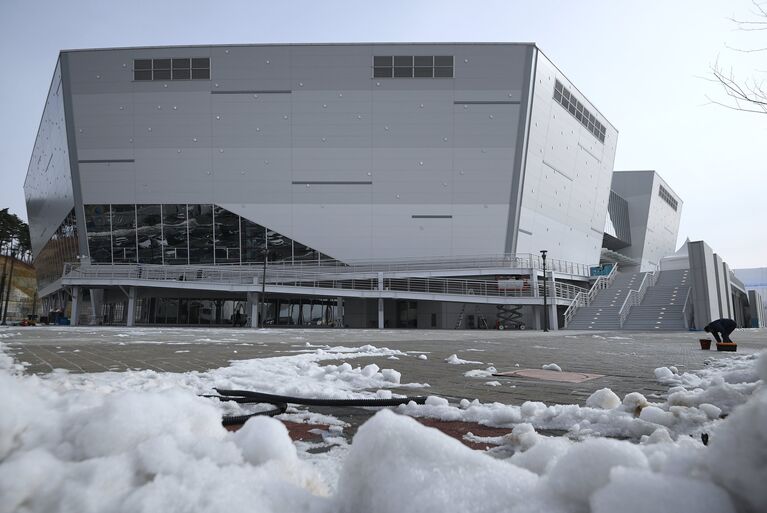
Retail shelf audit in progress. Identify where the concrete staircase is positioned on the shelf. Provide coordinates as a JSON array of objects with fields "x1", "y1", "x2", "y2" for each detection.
[
  {"x1": 565, "y1": 271, "x2": 645, "y2": 330},
  {"x1": 622, "y1": 269, "x2": 690, "y2": 330}
]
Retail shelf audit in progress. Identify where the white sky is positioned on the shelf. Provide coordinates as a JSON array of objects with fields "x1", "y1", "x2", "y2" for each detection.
[{"x1": 0, "y1": 0, "x2": 764, "y2": 267}]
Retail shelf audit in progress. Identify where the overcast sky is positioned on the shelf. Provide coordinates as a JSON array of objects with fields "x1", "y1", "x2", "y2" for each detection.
[{"x1": 0, "y1": 0, "x2": 764, "y2": 267}]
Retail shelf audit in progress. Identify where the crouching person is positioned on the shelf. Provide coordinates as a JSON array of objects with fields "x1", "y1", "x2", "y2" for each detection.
[{"x1": 704, "y1": 318, "x2": 737, "y2": 343}]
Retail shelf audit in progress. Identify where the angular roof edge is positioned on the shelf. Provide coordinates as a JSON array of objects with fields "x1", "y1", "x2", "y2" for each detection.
[{"x1": 59, "y1": 42, "x2": 538, "y2": 54}]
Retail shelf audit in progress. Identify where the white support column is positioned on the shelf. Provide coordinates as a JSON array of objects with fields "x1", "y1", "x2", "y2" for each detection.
[
  {"x1": 531, "y1": 272, "x2": 539, "y2": 297},
  {"x1": 377, "y1": 272, "x2": 384, "y2": 329},
  {"x1": 126, "y1": 287, "x2": 136, "y2": 327},
  {"x1": 548, "y1": 275, "x2": 559, "y2": 331},
  {"x1": 336, "y1": 297, "x2": 344, "y2": 327},
  {"x1": 247, "y1": 292, "x2": 260, "y2": 328},
  {"x1": 89, "y1": 289, "x2": 104, "y2": 325},
  {"x1": 532, "y1": 305, "x2": 541, "y2": 330},
  {"x1": 70, "y1": 286, "x2": 80, "y2": 326}
]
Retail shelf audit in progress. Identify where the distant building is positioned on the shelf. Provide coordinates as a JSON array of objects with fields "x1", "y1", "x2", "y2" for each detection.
[
  {"x1": 23, "y1": 43, "x2": 748, "y2": 330},
  {"x1": 733, "y1": 268, "x2": 767, "y2": 327},
  {"x1": 604, "y1": 171, "x2": 683, "y2": 272}
]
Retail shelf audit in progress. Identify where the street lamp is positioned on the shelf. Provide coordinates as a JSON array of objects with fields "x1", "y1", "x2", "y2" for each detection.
[{"x1": 540, "y1": 250, "x2": 548, "y2": 332}]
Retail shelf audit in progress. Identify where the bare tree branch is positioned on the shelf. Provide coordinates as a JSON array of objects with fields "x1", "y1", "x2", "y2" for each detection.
[{"x1": 708, "y1": 1, "x2": 767, "y2": 113}]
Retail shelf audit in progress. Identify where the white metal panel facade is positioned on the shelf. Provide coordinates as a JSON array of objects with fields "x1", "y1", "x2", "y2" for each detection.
[
  {"x1": 62, "y1": 43, "x2": 535, "y2": 262},
  {"x1": 516, "y1": 51, "x2": 618, "y2": 266}
]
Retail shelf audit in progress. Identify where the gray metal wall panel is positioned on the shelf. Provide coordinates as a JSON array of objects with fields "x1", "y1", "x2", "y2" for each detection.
[
  {"x1": 517, "y1": 52, "x2": 617, "y2": 264},
  {"x1": 688, "y1": 241, "x2": 720, "y2": 328},
  {"x1": 610, "y1": 171, "x2": 682, "y2": 271},
  {"x1": 60, "y1": 43, "x2": 604, "y2": 262},
  {"x1": 24, "y1": 59, "x2": 76, "y2": 256}
]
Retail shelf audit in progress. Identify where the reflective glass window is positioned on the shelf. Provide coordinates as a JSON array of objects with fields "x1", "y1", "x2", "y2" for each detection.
[
  {"x1": 187, "y1": 204, "x2": 214, "y2": 264},
  {"x1": 213, "y1": 205, "x2": 240, "y2": 264},
  {"x1": 85, "y1": 204, "x2": 112, "y2": 263},
  {"x1": 373, "y1": 67, "x2": 393, "y2": 78},
  {"x1": 434, "y1": 67, "x2": 453, "y2": 78},
  {"x1": 35, "y1": 209, "x2": 80, "y2": 289},
  {"x1": 162, "y1": 204, "x2": 189, "y2": 265},
  {"x1": 293, "y1": 240, "x2": 319, "y2": 263},
  {"x1": 266, "y1": 229, "x2": 292, "y2": 263},
  {"x1": 111, "y1": 204, "x2": 137, "y2": 263},
  {"x1": 373, "y1": 56, "x2": 393, "y2": 67},
  {"x1": 137, "y1": 204, "x2": 163, "y2": 264},
  {"x1": 241, "y1": 219, "x2": 266, "y2": 263},
  {"x1": 156, "y1": 298, "x2": 178, "y2": 324}
]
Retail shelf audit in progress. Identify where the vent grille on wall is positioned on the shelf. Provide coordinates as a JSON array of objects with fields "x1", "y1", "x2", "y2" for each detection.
[
  {"x1": 553, "y1": 80, "x2": 606, "y2": 143},
  {"x1": 658, "y1": 184, "x2": 678, "y2": 211}
]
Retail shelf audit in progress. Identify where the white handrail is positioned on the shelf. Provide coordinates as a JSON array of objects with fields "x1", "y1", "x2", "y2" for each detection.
[
  {"x1": 563, "y1": 263, "x2": 618, "y2": 327},
  {"x1": 61, "y1": 262, "x2": 588, "y2": 301},
  {"x1": 618, "y1": 271, "x2": 658, "y2": 327}
]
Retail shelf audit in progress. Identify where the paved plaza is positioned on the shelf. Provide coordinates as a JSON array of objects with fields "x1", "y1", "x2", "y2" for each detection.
[{"x1": 5, "y1": 326, "x2": 766, "y2": 407}]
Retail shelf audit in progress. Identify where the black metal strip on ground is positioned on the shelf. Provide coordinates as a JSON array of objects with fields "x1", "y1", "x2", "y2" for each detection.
[{"x1": 215, "y1": 388, "x2": 428, "y2": 407}]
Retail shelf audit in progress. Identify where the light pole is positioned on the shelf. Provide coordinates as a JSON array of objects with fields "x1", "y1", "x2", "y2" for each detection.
[{"x1": 540, "y1": 250, "x2": 548, "y2": 332}]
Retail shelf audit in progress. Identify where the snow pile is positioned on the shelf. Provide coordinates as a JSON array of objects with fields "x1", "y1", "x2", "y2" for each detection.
[
  {"x1": 399, "y1": 352, "x2": 765, "y2": 441},
  {"x1": 591, "y1": 468, "x2": 735, "y2": 513},
  {"x1": 542, "y1": 363, "x2": 562, "y2": 372},
  {"x1": 444, "y1": 354, "x2": 482, "y2": 365},
  {"x1": 586, "y1": 388, "x2": 621, "y2": 410},
  {"x1": 0, "y1": 374, "x2": 329, "y2": 513},
  {"x1": 1, "y1": 333, "x2": 764, "y2": 512},
  {"x1": 706, "y1": 352, "x2": 767, "y2": 511},
  {"x1": 463, "y1": 366, "x2": 497, "y2": 378},
  {"x1": 335, "y1": 410, "x2": 542, "y2": 513}
]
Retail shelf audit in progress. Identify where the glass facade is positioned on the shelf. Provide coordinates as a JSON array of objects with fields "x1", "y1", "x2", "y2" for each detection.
[
  {"x1": 33, "y1": 209, "x2": 80, "y2": 289},
  {"x1": 111, "y1": 204, "x2": 137, "y2": 263},
  {"x1": 83, "y1": 203, "x2": 332, "y2": 265},
  {"x1": 123, "y1": 296, "x2": 339, "y2": 326}
]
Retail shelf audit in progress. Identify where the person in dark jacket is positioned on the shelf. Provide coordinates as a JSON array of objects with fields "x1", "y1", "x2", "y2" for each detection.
[{"x1": 704, "y1": 318, "x2": 737, "y2": 343}]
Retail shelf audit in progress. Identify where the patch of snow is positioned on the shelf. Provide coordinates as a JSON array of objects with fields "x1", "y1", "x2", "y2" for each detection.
[
  {"x1": 542, "y1": 363, "x2": 562, "y2": 372},
  {"x1": 463, "y1": 366, "x2": 497, "y2": 378},
  {"x1": 417, "y1": 354, "x2": 427, "y2": 360},
  {"x1": 585, "y1": 388, "x2": 621, "y2": 410},
  {"x1": 445, "y1": 354, "x2": 482, "y2": 365},
  {"x1": 484, "y1": 381, "x2": 501, "y2": 387}
]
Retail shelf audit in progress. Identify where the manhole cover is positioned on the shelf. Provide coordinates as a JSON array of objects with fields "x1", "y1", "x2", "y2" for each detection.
[{"x1": 492, "y1": 369, "x2": 604, "y2": 383}]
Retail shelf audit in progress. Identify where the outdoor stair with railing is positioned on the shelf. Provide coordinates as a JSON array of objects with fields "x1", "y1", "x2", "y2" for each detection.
[
  {"x1": 564, "y1": 271, "x2": 645, "y2": 330},
  {"x1": 621, "y1": 269, "x2": 690, "y2": 330}
]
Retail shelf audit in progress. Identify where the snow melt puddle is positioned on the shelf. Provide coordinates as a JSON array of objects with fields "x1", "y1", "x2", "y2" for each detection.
[{"x1": 1, "y1": 338, "x2": 765, "y2": 513}]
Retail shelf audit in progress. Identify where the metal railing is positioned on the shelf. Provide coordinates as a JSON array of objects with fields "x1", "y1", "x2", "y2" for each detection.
[
  {"x1": 618, "y1": 271, "x2": 659, "y2": 327},
  {"x1": 563, "y1": 263, "x2": 619, "y2": 327},
  {"x1": 156, "y1": 253, "x2": 592, "y2": 277},
  {"x1": 62, "y1": 262, "x2": 588, "y2": 302}
]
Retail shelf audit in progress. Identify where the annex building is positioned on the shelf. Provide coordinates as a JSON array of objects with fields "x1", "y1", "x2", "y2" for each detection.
[{"x1": 25, "y1": 43, "x2": 756, "y2": 330}]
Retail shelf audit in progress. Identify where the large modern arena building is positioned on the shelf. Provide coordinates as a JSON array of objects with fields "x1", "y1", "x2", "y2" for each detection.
[{"x1": 24, "y1": 43, "x2": 762, "y2": 329}]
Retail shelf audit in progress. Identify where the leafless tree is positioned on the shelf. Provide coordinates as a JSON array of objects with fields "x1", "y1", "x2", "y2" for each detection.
[{"x1": 707, "y1": 1, "x2": 767, "y2": 114}]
